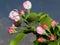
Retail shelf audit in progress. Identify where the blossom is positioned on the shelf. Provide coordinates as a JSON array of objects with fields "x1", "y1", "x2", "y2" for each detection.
[
  {"x1": 20, "y1": 10, "x2": 24, "y2": 15},
  {"x1": 8, "y1": 24, "x2": 17, "y2": 34},
  {"x1": 9, "y1": 9, "x2": 20, "y2": 21},
  {"x1": 38, "y1": 37, "x2": 43, "y2": 42},
  {"x1": 42, "y1": 24, "x2": 48, "y2": 29},
  {"x1": 8, "y1": 26, "x2": 14, "y2": 34},
  {"x1": 50, "y1": 35, "x2": 55, "y2": 41},
  {"x1": 51, "y1": 20, "x2": 57, "y2": 26},
  {"x1": 23, "y1": 1, "x2": 32, "y2": 9},
  {"x1": 36, "y1": 26, "x2": 45, "y2": 34}
]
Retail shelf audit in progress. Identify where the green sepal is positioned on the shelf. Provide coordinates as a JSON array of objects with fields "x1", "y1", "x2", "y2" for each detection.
[{"x1": 39, "y1": 14, "x2": 52, "y2": 29}]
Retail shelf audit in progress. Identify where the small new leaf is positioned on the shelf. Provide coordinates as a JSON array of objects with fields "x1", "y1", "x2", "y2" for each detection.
[{"x1": 10, "y1": 30, "x2": 26, "y2": 45}]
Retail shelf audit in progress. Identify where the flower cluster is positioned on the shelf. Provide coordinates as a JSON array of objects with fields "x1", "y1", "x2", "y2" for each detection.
[
  {"x1": 9, "y1": 1, "x2": 32, "y2": 22},
  {"x1": 8, "y1": 1, "x2": 32, "y2": 34},
  {"x1": 8, "y1": 1, "x2": 60, "y2": 45},
  {"x1": 36, "y1": 20, "x2": 57, "y2": 42},
  {"x1": 8, "y1": 24, "x2": 17, "y2": 34}
]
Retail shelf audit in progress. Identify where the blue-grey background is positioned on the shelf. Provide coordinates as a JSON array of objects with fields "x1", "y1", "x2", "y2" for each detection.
[{"x1": 0, "y1": 0, "x2": 60, "y2": 45}]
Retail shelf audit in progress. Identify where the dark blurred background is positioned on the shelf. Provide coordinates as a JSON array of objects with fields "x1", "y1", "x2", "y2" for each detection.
[{"x1": 0, "y1": 0, "x2": 60, "y2": 45}]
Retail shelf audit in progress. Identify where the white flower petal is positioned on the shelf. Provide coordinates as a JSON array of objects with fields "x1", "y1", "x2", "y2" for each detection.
[
  {"x1": 9, "y1": 9, "x2": 20, "y2": 21},
  {"x1": 23, "y1": 1, "x2": 32, "y2": 9},
  {"x1": 36, "y1": 26, "x2": 44, "y2": 34}
]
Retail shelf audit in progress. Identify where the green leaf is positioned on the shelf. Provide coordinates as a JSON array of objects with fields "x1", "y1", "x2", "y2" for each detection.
[
  {"x1": 26, "y1": 12, "x2": 38, "y2": 23},
  {"x1": 37, "y1": 12, "x2": 46, "y2": 18},
  {"x1": 49, "y1": 41, "x2": 58, "y2": 45},
  {"x1": 57, "y1": 38, "x2": 60, "y2": 45},
  {"x1": 49, "y1": 38, "x2": 60, "y2": 45},
  {"x1": 34, "y1": 39, "x2": 40, "y2": 45},
  {"x1": 55, "y1": 26, "x2": 60, "y2": 35},
  {"x1": 57, "y1": 26, "x2": 60, "y2": 31},
  {"x1": 39, "y1": 14, "x2": 52, "y2": 28},
  {"x1": 10, "y1": 30, "x2": 26, "y2": 45},
  {"x1": 54, "y1": 26, "x2": 59, "y2": 36}
]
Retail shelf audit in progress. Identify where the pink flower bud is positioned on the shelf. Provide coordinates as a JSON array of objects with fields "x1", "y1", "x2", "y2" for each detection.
[
  {"x1": 50, "y1": 35, "x2": 55, "y2": 41},
  {"x1": 8, "y1": 27, "x2": 14, "y2": 34},
  {"x1": 38, "y1": 37, "x2": 43, "y2": 42},
  {"x1": 20, "y1": 10, "x2": 24, "y2": 15},
  {"x1": 51, "y1": 20, "x2": 57, "y2": 26},
  {"x1": 13, "y1": 22, "x2": 20, "y2": 27},
  {"x1": 23, "y1": 1, "x2": 32, "y2": 9},
  {"x1": 36, "y1": 26, "x2": 45, "y2": 34},
  {"x1": 42, "y1": 24, "x2": 48, "y2": 29},
  {"x1": 9, "y1": 9, "x2": 20, "y2": 21}
]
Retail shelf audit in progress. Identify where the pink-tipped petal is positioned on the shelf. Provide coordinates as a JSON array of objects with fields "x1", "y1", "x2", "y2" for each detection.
[
  {"x1": 23, "y1": 1, "x2": 32, "y2": 9},
  {"x1": 42, "y1": 24, "x2": 48, "y2": 29},
  {"x1": 50, "y1": 35, "x2": 55, "y2": 41},
  {"x1": 20, "y1": 10, "x2": 24, "y2": 14},
  {"x1": 9, "y1": 9, "x2": 20, "y2": 21},
  {"x1": 36, "y1": 26, "x2": 45, "y2": 34},
  {"x1": 51, "y1": 20, "x2": 57, "y2": 26},
  {"x1": 38, "y1": 37, "x2": 43, "y2": 42}
]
